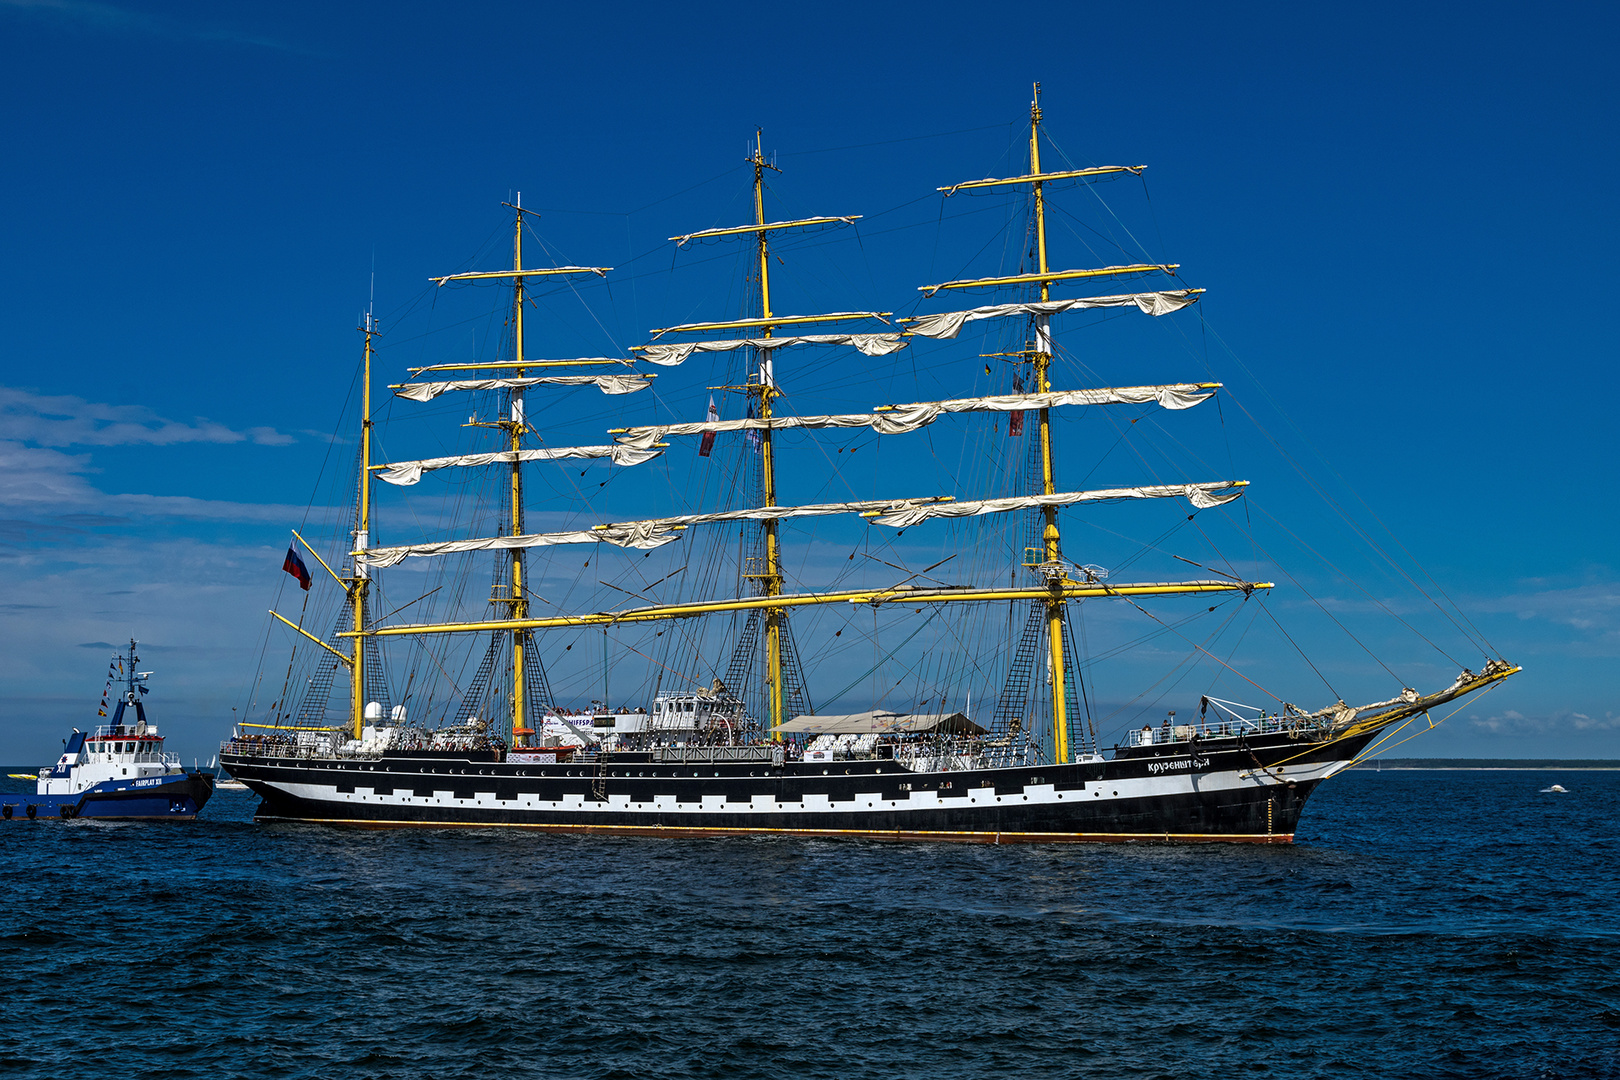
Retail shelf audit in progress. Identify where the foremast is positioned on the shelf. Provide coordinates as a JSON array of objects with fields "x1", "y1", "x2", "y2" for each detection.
[
  {"x1": 1028, "y1": 90, "x2": 1071, "y2": 764},
  {"x1": 929, "y1": 83, "x2": 1181, "y2": 764}
]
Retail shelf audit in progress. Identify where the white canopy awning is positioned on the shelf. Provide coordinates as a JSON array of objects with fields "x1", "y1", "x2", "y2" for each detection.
[{"x1": 776, "y1": 711, "x2": 985, "y2": 735}]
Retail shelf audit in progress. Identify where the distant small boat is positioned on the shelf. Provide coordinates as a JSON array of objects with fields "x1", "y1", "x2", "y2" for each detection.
[
  {"x1": 1541, "y1": 784, "x2": 1568, "y2": 793},
  {"x1": 7, "y1": 773, "x2": 37, "y2": 781},
  {"x1": 209, "y1": 755, "x2": 249, "y2": 791}
]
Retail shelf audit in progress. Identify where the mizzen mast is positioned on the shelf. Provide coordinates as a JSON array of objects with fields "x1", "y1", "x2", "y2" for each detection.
[
  {"x1": 350, "y1": 309, "x2": 376, "y2": 740},
  {"x1": 426, "y1": 194, "x2": 613, "y2": 747},
  {"x1": 508, "y1": 199, "x2": 530, "y2": 747}
]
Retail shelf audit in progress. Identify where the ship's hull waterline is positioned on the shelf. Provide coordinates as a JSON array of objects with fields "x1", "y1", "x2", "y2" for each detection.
[
  {"x1": 1, "y1": 773, "x2": 214, "y2": 822},
  {"x1": 221, "y1": 730, "x2": 1373, "y2": 843}
]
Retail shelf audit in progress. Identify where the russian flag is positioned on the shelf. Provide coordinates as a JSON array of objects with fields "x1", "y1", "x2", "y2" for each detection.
[
  {"x1": 283, "y1": 546, "x2": 313, "y2": 591},
  {"x1": 698, "y1": 395, "x2": 719, "y2": 458}
]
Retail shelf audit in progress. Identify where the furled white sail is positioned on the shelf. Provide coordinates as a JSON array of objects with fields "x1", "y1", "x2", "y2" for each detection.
[
  {"x1": 650, "y1": 312, "x2": 887, "y2": 336},
  {"x1": 613, "y1": 383, "x2": 1216, "y2": 450},
  {"x1": 411, "y1": 358, "x2": 635, "y2": 373},
  {"x1": 375, "y1": 445, "x2": 664, "y2": 487},
  {"x1": 867, "y1": 484, "x2": 1244, "y2": 527},
  {"x1": 637, "y1": 334, "x2": 906, "y2": 367},
  {"x1": 905, "y1": 290, "x2": 1201, "y2": 340},
  {"x1": 392, "y1": 374, "x2": 651, "y2": 402},
  {"x1": 357, "y1": 482, "x2": 1245, "y2": 568}
]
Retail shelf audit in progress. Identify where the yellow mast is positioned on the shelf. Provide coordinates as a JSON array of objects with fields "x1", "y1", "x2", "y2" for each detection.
[
  {"x1": 1027, "y1": 82, "x2": 1072, "y2": 765},
  {"x1": 508, "y1": 195, "x2": 531, "y2": 746},
  {"x1": 749, "y1": 131, "x2": 787, "y2": 740},
  {"x1": 350, "y1": 310, "x2": 376, "y2": 741},
  {"x1": 406, "y1": 202, "x2": 609, "y2": 748}
]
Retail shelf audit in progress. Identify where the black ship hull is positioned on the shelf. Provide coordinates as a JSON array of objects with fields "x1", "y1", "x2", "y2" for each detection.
[{"x1": 221, "y1": 729, "x2": 1375, "y2": 843}]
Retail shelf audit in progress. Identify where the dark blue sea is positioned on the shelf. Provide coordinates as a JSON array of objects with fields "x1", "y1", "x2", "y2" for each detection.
[{"x1": 2, "y1": 769, "x2": 1617, "y2": 1079}]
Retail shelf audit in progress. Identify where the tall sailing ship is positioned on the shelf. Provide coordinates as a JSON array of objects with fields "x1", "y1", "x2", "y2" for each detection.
[{"x1": 221, "y1": 91, "x2": 1517, "y2": 841}]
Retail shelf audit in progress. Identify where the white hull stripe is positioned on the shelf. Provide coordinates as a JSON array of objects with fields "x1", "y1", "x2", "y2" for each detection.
[{"x1": 261, "y1": 759, "x2": 1338, "y2": 817}]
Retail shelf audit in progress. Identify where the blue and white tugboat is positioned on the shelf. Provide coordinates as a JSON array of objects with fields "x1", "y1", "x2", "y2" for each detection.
[{"x1": 2, "y1": 640, "x2": 213, "y2": 822}]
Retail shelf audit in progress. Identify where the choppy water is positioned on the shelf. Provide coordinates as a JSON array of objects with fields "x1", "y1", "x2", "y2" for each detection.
[{"x1": 2, "y1": 769, "x2": 1617, "y2": 1079}]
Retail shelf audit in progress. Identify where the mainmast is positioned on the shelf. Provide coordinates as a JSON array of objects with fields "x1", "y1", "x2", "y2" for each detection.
[
  {"x1": 643, "y1": 132, "x2": 881, "y2": 738},
  {"x1": 749, "y1": 132, "x2": 788, "y2": 740}
]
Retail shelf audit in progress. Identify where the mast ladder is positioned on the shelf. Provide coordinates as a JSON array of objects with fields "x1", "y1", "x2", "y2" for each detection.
[{"x1": 991, "y1": 601, "x2": 1048, "y2": 755}]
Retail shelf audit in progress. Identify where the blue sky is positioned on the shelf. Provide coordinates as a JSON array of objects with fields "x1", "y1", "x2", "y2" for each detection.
[{"x1": 1, "y1": 0, "x2": 1615, "y2": 764}]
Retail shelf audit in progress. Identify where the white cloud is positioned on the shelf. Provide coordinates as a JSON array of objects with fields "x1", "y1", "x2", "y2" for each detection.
[
  {"x1": 0, "y1": 0, "x2": 300, "y2": 52},
  {"x1": 0, "y1": 439, "x2": 313, "y2": 524},
  {"x1": 0, "y1": 384, "x2": 319, "y2": 526},
  {"x1": 1497, "y1": 583, "x2": 1620, "y2": 633},
  {"x1": 1469, "y1": 708, "x2": 1620, "y2": 735},
  {"x1": 0, "y1": 385, "x2": 293, "y2": 448}
]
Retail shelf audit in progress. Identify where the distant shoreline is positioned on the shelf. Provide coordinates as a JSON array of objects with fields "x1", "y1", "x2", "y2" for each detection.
[{"x1": 1353, "y1": 759, "x2": 1620, "y2": 771}]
